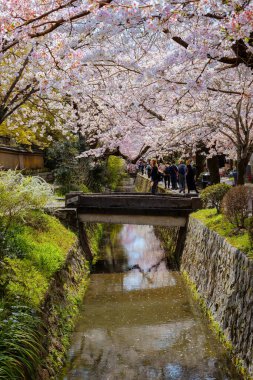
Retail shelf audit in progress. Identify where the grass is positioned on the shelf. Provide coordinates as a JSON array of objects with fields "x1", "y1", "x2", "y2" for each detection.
[
  {"x1": 0, "y1": 210, "x2": 86, "y2": 379},
  {"x1": 191, "y1": 209, "x2": 252, "y2": 257},
  {"x1": 3, "y1": 212, "x2": 76, "y2": 307},
  {"x1": 0, "y1": 210, "x2": 106, "y2": 379},
  {"x1": 0, "y1": 302, "x2": 43, "y2": 380}
]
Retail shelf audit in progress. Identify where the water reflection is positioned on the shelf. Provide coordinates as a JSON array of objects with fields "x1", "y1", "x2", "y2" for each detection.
[
  {"x1": 121, "y1": 225, "x2": 176, "y2": 291},
  {"x1": 62, "y1": 225, "x2": 241, "y2": 380}
]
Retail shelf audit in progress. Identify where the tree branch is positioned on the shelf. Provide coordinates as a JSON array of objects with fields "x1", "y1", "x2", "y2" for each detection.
[
  {"x1": 1, "y1": 0, "x2": 113, "y2": 53},
  {"x1": 140, "y1": 103, "x2": 165, "y2": 121}
]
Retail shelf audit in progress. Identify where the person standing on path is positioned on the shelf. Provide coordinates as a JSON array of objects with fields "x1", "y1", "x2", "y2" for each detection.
[
  {"x1": 178, "y1": 160, "x2": 187, "y2": 193},
  {"x1": 150, "y1": 159, "x2": 159, "y2": 195},
  {"x1": 164, "y1": 163, "x2": 171, "y2": 189},
  {"x1": 186, "y1": 160, "x2": 199, "y2": 194},
  {"x1": 158, "y1": 161, "x2": 165, "y2": 184},
  {"x1": 169, "y1": 162, "x2": 178, "y2": 190},
  {"x1": 146, "y1": 161, "x2": 152, "y2": 178},
  {"x1": 138, "y1": 160, "x2": 145, "y2": 175}
]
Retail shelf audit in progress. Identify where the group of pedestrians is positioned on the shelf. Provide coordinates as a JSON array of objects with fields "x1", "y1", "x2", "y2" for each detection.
[{"x1": 144, "y1": 159, "x2": 198, "y2": 195}]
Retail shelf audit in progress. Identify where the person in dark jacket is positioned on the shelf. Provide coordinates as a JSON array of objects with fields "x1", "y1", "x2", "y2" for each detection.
[
  {"x1": 150, "y1": 159, "x2": 159, "y2": 195},
  {"x1": 186, "y1": 160, "x2": 199, "y2": 194},
  {"x1": 168, "y1": 163, "x2": 178, "y2": 190},
  {"x1": 146, "y1": 161, "x2": 152, "y2": 178},
  {"x1": 138, "y1": 160, "x2": 145, "y2": 175},
  {"x1": 178, "y1": 160, "x2": 186, "y2": 193},
  {"x1": 164, "y1": 163, "x2": 171, "y2": 189}
]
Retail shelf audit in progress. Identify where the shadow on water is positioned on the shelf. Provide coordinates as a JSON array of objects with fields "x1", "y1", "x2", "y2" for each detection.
[{"x1": 61, "y1": 224, "x2": 242, "y2": 380}]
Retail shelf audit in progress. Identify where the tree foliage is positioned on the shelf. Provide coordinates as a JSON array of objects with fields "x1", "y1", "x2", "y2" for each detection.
[{"x1": 1, "y1": 1, "x2": 253, "y2": 178}]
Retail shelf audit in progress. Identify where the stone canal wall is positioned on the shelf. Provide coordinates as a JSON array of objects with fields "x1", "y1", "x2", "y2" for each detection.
[
  {"x1": 181, "y1": 216, "x2": 253, "y2": 378},
  {"x1": 38, "y1": 240, "x2": 89, "y2": 379}
]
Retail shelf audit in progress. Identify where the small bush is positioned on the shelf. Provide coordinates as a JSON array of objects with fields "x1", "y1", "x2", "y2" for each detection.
[
  {"x1": 222, "y1": 185, "x2": 250, "y2": 228},
  {"x1": 200, "y1": 183, "x2": 231, "y2": 213},
  {"x1": 0, "y1": 171, "x2": 53, "y2": 234},
  {"x1": 79, "y1": 184, "x2": 90, "y2": 193}
]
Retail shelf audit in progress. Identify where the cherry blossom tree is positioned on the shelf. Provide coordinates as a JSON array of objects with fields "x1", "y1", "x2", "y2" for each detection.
[{"x1": 1, "y1": 0, "x2": 253, "y2": 179}]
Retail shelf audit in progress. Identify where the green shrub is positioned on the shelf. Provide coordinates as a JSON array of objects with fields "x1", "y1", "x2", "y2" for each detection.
[
  {"x1": 192, "y1": 209, "x2": 251, "y2": 255},
  {"x1": 79, "y1": 184, "x2": 90, "y2": 193},
  {"x1": 45, "y1": 140, "x2": 90, "y2": 194},
  {"x1": 105, "y1": 156, "x2": 126, "y2": 191},
  {"x1": 222, "y1": 185, "x2": 250, "y2": 228},
  {"x1": 0, "y1": 171, "x2": 53, "y2": 235},
  {"x1": 0, "y1": 225, "x2": 31, "y2": 260},
  {"x1": 87, "y1": 162, "x2": 107, "y2": 192},
  {"x1": 200, "y1": 183, "x2": 231, "y2": 213}
]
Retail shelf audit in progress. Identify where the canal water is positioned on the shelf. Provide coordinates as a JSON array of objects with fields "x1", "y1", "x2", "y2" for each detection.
[{"x1": 61, "y1": 224, "x2": 241, "y2": 380}]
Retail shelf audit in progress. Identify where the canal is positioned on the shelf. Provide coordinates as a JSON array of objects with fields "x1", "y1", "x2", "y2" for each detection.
[{"x1": 61, "y1": 224, "x2": 241, "y2": 380}]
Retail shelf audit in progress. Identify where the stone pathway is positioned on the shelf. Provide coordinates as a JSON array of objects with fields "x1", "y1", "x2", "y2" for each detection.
[{"x1": 45, "y1": 196, "x2": 65, "y2": 210}]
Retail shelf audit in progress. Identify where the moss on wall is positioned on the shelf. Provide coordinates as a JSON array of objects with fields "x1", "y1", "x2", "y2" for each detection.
[
  {"x1": 38, "y1": 242, "x2": 90, "y2": 379},
  {"x1": 38, "y1": 223, "x2": 105, "y2": 379}
]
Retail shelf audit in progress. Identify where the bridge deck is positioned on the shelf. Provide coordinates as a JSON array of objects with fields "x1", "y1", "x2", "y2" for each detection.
[{"x1": 65, "y1": 192, "x2": 201, "y2": 227}]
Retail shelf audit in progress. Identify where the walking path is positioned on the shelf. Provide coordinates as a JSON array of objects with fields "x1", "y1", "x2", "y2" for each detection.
[{"x1": 45, "y1": 196, "x2": 65, "y2": 210}]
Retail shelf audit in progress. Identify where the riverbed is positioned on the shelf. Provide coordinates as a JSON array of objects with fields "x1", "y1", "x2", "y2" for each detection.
[{"x1": 61, "y1": 224, "x2": 241, "y2": 380}]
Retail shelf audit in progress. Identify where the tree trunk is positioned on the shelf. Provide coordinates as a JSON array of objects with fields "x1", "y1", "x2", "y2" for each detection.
[
  {"x1": 237, "y1": 157, "x2": 249, "y2": 185},
  {"x1": 195, "y1": 149, "x2": 206, "y2": 178},
  {"x1": 195, "y1": 141, "x2": 209, "y2": 178},
  {"x1": 207, "y1": 156, "x2": 220, "y2": 184}
]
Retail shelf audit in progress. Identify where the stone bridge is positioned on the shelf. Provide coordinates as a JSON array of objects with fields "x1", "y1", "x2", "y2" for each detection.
[{"x1": 65, "y1": 192, "x2": 201, "y2": 227}]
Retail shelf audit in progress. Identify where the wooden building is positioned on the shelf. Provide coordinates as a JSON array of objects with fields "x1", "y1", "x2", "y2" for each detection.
[{"x1": 0, "y1": 137, "x2": 44, "y2": 170}]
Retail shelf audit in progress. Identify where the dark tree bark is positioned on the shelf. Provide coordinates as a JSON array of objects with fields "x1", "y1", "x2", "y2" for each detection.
[
  {"x1": 195, "y1": 142, "x2": 209, "y2": 177},
  {"x1": 195, "y1": 152, "x2": 206, "y2": 177},
  {"x1": 104, "y1": 145, "x2": 151, "y2": 164},
  {"x1": 237, "y1": 156, "x2": 251, "y2": 185},
  {"x1": 228, "y1": 159, "x2": 233, "y2": 170},
  {"x1": 207, "y1": 156, "x2": 220, "y2": 184},
  {"x1": 170, "y1": 32, "x2": 253, "y2": 70}
]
